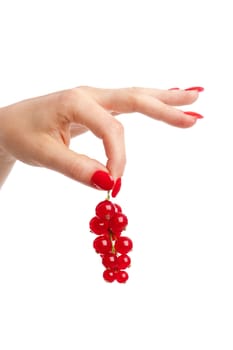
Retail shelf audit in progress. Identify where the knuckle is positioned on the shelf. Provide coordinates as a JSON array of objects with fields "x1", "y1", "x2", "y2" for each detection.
[
  {"x1": 57, "y1": 89, "x2": 78, "y2": 109},
  {"x1": 60, "y1": 88, "x2": 77, "y2": 101},
  {"x1": 58, "y1": 87, "x2": 90, "y2": 105},
  {"x1": 56, "y1": 88, "x2": 87, "y2": 122},
  {"x1": 77, "y1": 85, "x2": 92, "y2": 92},
  {"x1": 128, "y1": 86, "x2": 139, "y2": 93},
  {"x1": 67, "y1": 156, "x2": 84, "y2": 180},
  {"x1": 127, "y1": 87, "x2": 140, "y2": 111},
  {"x1": 109, "y1": 119, "x2": 124, "y2": 134},
  {"x1": 68, "y1": 161, "x2": 80, "y2": 180}
]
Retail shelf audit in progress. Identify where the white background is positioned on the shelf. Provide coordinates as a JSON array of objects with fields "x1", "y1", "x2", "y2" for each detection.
[{"x1": 0, "y1": 0, "x2": 233, "y2": 349}]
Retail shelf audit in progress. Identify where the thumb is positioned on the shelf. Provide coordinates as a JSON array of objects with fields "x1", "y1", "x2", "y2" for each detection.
[{"x1": 39, "y1": 137, "x2": 112, "y2": 189}]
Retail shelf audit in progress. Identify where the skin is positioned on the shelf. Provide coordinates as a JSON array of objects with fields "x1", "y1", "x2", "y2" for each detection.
[{"x1": 0, "y1": 86, "x2": 200, "y2": 189}]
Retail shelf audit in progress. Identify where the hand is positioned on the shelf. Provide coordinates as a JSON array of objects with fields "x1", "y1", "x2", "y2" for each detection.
[{"x1": 0, "y1": 86, "x2": 203, "y2": 191}]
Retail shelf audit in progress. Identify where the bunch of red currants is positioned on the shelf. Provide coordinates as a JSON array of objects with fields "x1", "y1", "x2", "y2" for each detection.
[{"x1": 89, "y1": 195, "x2": 133, "y2": 283}]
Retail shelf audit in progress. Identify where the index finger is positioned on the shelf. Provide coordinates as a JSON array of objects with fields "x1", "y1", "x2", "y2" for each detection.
[{"x1": 70, "y1": 91, "x2": 126, "y2": 179}]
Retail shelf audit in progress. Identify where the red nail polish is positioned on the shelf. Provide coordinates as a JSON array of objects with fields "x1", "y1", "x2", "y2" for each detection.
[
  {"x1": 112, "y1": 178, "x2": 122, "y2": 198},
  {"x1": 184, "y1": 111, "x2": 204, "y2": 119},
  {"x1": 185, "y1": 86, "x2": 204, "y2": 92},
  {"x1": 91, "y1": 170, "x2": 114, "y2": 191},
  {"x1": 168, "y1": 87, "x2": 180, "y2": 90}
]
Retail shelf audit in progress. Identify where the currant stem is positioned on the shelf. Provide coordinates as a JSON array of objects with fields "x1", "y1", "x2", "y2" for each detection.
[
  {"x1": 109, "y1": 230, "x2": 116, "y2": 254},
  {"x1": 106, "y1": 191, "x2": 115, "y2": 253}
]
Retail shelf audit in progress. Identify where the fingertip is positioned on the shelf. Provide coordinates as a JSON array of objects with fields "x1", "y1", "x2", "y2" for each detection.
[
  {"x1": 163, "y1": 88, "x2": 199, "y2": 106},
  {"x1": 180, "y1": 110, "x2": 205, "y2": 128},
  {"x1": 171, "y1": 111, "x2": 198, "y2": 128},
  {"x1": 182, "y1": 117, "x2": 197, "y2": 128},
  {"x1": 91, "y1": 170, "x2": 114, "y2": 191},
  {"x1": 106, "y1": 156, "x2": 126, "y2": 181},
  {"x1": 111, "y1": 177, "x2": 122, "y2": 198},
  {"x1": 181, "y1": 89, "x2": 200, "y2": 104}
]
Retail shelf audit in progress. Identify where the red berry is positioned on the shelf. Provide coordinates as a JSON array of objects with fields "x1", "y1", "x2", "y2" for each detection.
[
  {"x1": 102, "y1": 253, "x2": 118, "y2": 269},
  {"x1": 95, "y1": 200, "x2": 115, "y2": 220},
  {"x1": 103, "y1": 269, "x2": 115, "y2": 282},
  {"x1": 115, "y1": 236, "x2": 133, "y2": 254},
  {"x1": 109, "y1": 213, "x2": 128, "y2": 232},
  {"x1": 93, "y1": 235, "x2": 112, "y2": 254},
  {"x1": 115, "y1": 270, "x2": 129, "y2": 283},
  {"x1": 117, "y1": 254, "x2": 131, "y2": 269},
  {"x1": 89, "y1": 216, "x2": 109, "y2": 235},
  {"x1": 89, "y1": 195, "x2": 132, "y2": 283},
  {"x1": 114, "y1": 203, "x2": 122, "y2": 213}
]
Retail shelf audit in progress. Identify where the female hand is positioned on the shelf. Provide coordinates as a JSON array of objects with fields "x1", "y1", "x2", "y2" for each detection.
[{"x1": 0, "y1": 86, "x2": 203, "y2": 193}]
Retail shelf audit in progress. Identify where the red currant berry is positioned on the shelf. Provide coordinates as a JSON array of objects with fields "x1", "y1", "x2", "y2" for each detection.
[
  {"x1": 109, "y1": 213, "x2": 128, "y2": 232},
  {"x1": 103, "y1": 269, "x2": 116, "y2": 282},
  {"x1": 117, "y1": 254, "x2": 131, "y2": 269},
  {"x1": 102, "y1": 253, "x2": 118, "y2": 269},
  {"x1": 115, "y1": 270, "x2": 129, "y2": 283},
  {"x1": 93, "y1": 235, "x2": 112, "y2": 254},
  {"x1": 114, "y1": 203, "x2": 122, "y2": 214},
  {"x1": 89, "y1": 216, "x2": 109, "y2": 235},
  {"x1": 114, "y1": 236, "x2": 133, "y2": 254},
  {"x1": 95, "y1": 200, "x2": 115, "y2": 220}
]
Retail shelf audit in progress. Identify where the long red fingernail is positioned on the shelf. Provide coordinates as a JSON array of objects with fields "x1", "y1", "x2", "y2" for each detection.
[
  {"x1": 168, "y1": 87, "x2": 180, "y2": 90},
  {"x1": 185, "y1": 86, "x2": 204, "y2": 92},
  {"x1": 91, "y1": 170, "x2": 114, "y2": 191},
  {"x1": 112, "y1": 178, "x2": 122, "y2": 198},
  {"x1": 184, "y1": 111, "x2": 204, "y2": 119}
]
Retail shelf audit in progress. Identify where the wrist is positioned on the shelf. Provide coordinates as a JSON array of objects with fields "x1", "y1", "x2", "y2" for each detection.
[
  {"x1": 0, "y1": 108, "x2": 16, "y2": 188},
  {"x1": 0, "y1": 146, "x2": 16, "y2": 163},
  {"x1": 0, "y1": 145, "x2": 16, "y2": 189},
  {"x1": 0, "y1": 108, "x2": 16, "y2": 163}
]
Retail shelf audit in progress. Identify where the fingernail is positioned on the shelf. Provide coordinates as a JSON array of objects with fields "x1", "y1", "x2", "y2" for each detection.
[
  {"x1": 112, "y1": 178, "x2": 122, "y2": 198},
  {"x1": 168, "y1": 87, "x2": 180, "y2": 90},
  {"x1": 185, "y1": 86, "x2": 204, "y2": 92},
  {"x1": 91, "y1": 170, "x2": 114, "y2": 191},
  {"x1": 184, "y1": 111, "x2": 204, "y2": 119}
]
